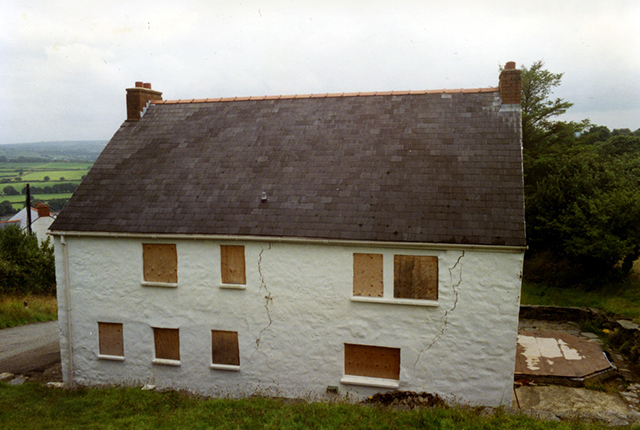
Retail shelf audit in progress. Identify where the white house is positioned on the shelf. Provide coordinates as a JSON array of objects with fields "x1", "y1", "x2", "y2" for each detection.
[
  {"x1": 9, "y1": 203, "x2": 55, "y2": 243},
  {"x1": 49, "y1": 63, "x2": 526, "y2": 406}
]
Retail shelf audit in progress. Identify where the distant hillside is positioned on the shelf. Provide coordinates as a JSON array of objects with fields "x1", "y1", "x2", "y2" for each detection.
[{"x1": 0, "y1": 141, "x2": 108, "y2": 162}]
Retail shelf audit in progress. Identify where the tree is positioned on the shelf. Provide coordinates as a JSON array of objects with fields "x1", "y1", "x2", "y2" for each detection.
[
  {"x1": 43, "y1": 176, "x2": 50, "y2": 182},
  {"x1": 47, "y1": 198, "x2": 69, "y2": 212},
  {"x1": 3, "y1": 185, "x2": 19, "y2": 196},
  {"x1": 0, "y1": 201, "x2": 15, "y2": 216},
  {"x1": 579, "y1": 125, "x2": 611, "y2": 145},
  {"x1": 522, "y1": 60, "x2": 640, "y2": 285},
  {"x1": 526, "y1": 136, "x2": 640, "y2": 284},
  {"x1": 520, "y1": 61, "x2": 574, "y2": 151}
]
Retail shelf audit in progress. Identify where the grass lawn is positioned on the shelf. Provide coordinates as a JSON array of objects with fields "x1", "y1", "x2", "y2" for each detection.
[
  {"x1": 521, "y1": 280, "x2": 640, "y2": 324},
  {"x1": 0, "y1": 294, "x2": 58, "y2": 329},
  {"x1": 0, "y1": 384, "x2": 610, "y2": 430}
]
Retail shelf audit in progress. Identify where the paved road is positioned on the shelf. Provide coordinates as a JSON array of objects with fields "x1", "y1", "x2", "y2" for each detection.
[{"x1": 0, "y1": 321, "x2": 60, "y2": 374}]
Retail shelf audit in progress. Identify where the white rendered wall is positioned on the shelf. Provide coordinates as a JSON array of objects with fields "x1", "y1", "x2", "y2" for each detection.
[
  {"x1": 54, "y1": 235, "x2": 524, "y2": 406},
  {"x1": 32, "y1": 216, "x2": 53, "y2": 243}
]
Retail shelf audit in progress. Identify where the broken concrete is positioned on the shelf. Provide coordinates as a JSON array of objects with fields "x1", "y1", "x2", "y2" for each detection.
[
  {"x1": 514, "y1": 385, "x2": 638, "y2": 426},
  {"x1": 515, "y1": 329, "x2": 614, "y2": 385}
]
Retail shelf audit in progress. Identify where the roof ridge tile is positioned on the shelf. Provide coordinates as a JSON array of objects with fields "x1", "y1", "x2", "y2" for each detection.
[{"x1": 150, "y1": 87, "x2": 499, "y2": 105}]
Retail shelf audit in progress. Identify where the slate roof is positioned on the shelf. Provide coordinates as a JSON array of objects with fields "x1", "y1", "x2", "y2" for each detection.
[{"x1": 51, "y1": 88, "x2": 526, "y2": 247}]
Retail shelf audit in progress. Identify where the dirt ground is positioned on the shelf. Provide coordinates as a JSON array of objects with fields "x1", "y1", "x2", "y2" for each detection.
[{"x1": 21, "y1": 361, "x2": 62, "y2": 383}]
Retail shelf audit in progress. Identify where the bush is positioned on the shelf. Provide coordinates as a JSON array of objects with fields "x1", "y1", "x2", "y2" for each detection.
[{"x1": 0, "y1": 225, "x2": 55, "y2": 295}]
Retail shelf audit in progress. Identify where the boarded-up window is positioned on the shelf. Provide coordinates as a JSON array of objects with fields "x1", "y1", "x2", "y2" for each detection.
[
  {"x1": 153, "y1": 328, "x2": 180, "y2": 361},
  {"x1": 98, "y1": 322, "x2": 124, "y2": 357},
  {"x1": 221, "y1": 245, "x2": 246, "y2": 284},
  {"x1": 344, "y1": 343, "x2": 400, "y2": 380},
  {"x1": 394, "y1": 255, "x2": 438, "y2": 300},
  {"x1": 212, "y1": 330, "x2": 240, "y2": 366},
  {"x1": 353, "y1": 253, "x2": 383, "y2": 297},
  {"x1": 143, "y1": 244, "x2": 177, "y2": 283}
]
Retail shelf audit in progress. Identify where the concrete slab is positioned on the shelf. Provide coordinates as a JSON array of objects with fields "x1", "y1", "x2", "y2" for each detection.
[
  {"x1": 514, "y1": 385, "x2": 629, "y2": 416},
  {"x1": 515, "y1": 330, "x2": 613, "y2": 383}
]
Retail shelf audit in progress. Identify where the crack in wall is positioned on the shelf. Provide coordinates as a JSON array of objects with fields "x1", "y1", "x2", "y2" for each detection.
[
  {"x1": 253, "y1": 243, "x2": 273, "y2": 355},
  {"x1": 414, "y1": 251, "x2": 465, "y2": 366}
]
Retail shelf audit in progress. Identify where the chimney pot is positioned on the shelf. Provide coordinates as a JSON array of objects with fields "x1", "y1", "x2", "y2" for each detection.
[
  {"x1": 135, "y1": 81, "x2": 144, "y2": 88},
  {"x1": 143, "y1": 83, "x2": 152, "y2": 89},
  {"x1": 505, "y1": 61, "x2": 516, "y2": 70}
]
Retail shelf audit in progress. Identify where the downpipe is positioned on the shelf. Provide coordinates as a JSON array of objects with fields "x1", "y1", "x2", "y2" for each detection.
[{"x1": 60, "y1": 235, "x2": 74, "y2": 386}]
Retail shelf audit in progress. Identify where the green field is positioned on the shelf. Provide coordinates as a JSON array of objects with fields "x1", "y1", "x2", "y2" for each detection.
[
  {"x1": 20, "y1": 170, "x2": 87, "y2": 181},
  {"x1": 3, "y1": 193, "x2": 74, "y2": 210},
  {"x1": 0, "y1": 161, "x2": 92, "y2": 211},
  {"x1": 0, "y1": 162, "x2": 91, "y2": 181}
]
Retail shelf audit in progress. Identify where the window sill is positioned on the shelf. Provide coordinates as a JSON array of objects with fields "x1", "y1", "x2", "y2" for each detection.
[
  {"x1": 351, "y1": 296, "x2": 438, "y2": 307},
  {"x1": 152, "y1": 358, "x2": 181, "y2": 367},
  {"x1": 210, "y1": 364, "x2": 241, "y2": 371},
  {"x1": 142, "y1": 281, "x2": 178, "y2": 288},
  {"x1": 340, "y1": 375, "x2": 399, "y2": 389},
  {"x1": 98, "y1": 354, "x2": 125, "y2": 362},
  {"x1": 219, "y1": 284, "x2": 246, "y2": 290}
]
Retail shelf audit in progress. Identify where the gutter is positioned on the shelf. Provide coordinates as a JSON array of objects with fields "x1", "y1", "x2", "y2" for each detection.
[{"x1": 49, "y1": 230, "x2": 527, "y2": 254}]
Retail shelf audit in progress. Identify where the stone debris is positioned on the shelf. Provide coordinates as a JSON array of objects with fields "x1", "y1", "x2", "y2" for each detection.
[
  {"x1": 580, "y1": 332, "x2": 601, "y2": 342},
  {"x1": 363, "y1": 391, "x2": 446, "y2": 409},
  {"x1": 141, "y1": 384, "x2": 157, "y2": 391},
  {"x1": 622, "y1": 384, "x2": 640, "y2": 410},
  {"x1": 46, "y1": 382, "x2": 64, "y2": 388},
  {"x1": 617, "y1": 320, "x2": 640, "y2": 331},
  {"x1": 8, "y1": 377, "x2": 26, "y2": 386},
  {"x1": 0, "y1": 372, "x2": 14, "y2": 381},
  {"x1": 520, "y1": 409, "x2": 561, "y2": 421}
]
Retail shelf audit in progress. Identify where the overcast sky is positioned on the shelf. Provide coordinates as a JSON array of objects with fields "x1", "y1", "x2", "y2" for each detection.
[{"x1": 1, "y1": 0, "x2": 638, "y2": 145}]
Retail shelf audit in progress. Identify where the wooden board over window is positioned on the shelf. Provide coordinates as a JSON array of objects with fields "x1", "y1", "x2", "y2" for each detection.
[
  {"x1": 345, "y1": 343, "x2": 400, "y2": 380},
  {"x1": 153, "y1": 328, "x2": 180, "y2": 361},
  {"x1": 98, "y1": 322, "x2": 124, "y2": 357},
  {"x1": 143, "y1": 244, "x2": 177, "y2": 283},
  {"x1": 221, "y1": 245, "x2": 246, "y2": 284},
  {"x1": 353, "y1": 253, "x2": 383, "y2": 297},
  {"x1": 212, "y1": 330, "x2": 240, "y2": 366},
  {"x1": 394, "y1": 255, "x2": 438, "y2": 300}
]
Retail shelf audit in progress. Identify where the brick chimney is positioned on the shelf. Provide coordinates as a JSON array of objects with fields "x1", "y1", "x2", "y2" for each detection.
[
  {"x1": 499, "y1": 62, "x2": 521, "y2": 105},
  {"x1": 34, "y1": 202, "x2": 50, "y2": 218},
  {"x1": 126, "y1": 82, "x2": 163, "y2": 121}
]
